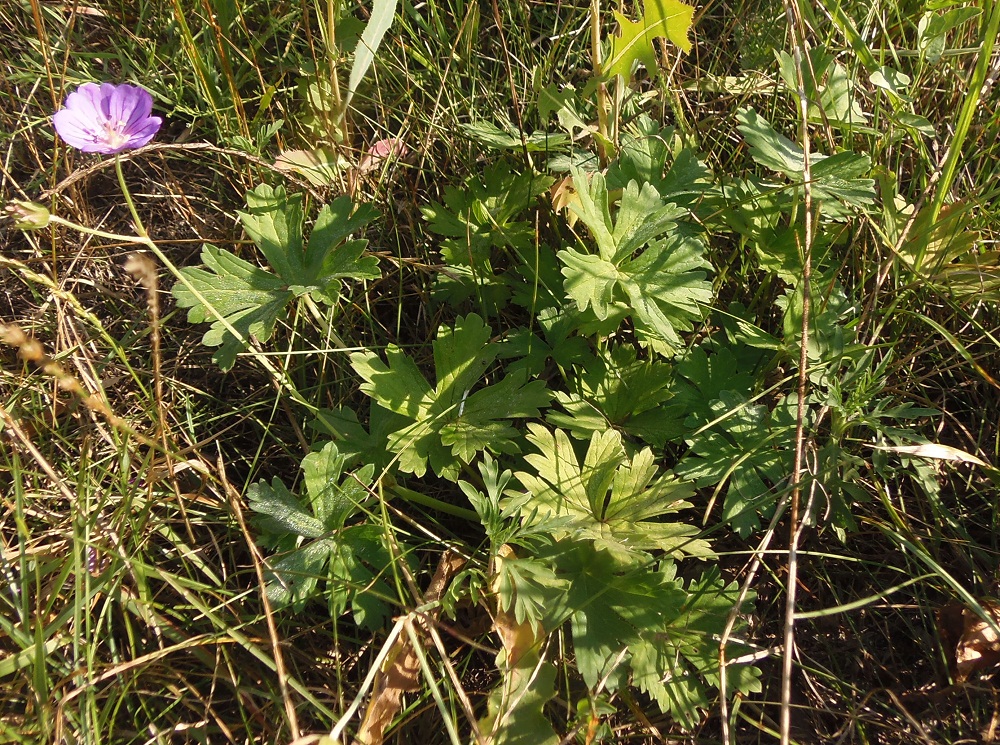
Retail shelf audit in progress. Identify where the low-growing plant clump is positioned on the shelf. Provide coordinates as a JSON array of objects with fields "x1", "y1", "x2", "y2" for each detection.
[{"x1": 2, "y1": 0, "x2": 1000, "y2": 742}]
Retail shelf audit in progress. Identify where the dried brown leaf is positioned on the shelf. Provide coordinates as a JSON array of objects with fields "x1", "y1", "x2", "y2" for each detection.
[
  {"x1": 352, "y1": 551, "x2": 465, "y2": 745},
  {"x1": 938, "y1": 600, "x2": 1000, "y2": 683}
]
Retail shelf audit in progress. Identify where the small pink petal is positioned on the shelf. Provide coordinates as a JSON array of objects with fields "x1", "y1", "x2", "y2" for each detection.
[{"x1": 358, "y1": 137, "x2": 408, "y2": 174}]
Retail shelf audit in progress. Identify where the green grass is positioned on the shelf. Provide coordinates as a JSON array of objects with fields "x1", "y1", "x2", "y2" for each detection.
[{"x1": 2, "y1": 0, "x2": 1000, "y2": 742}]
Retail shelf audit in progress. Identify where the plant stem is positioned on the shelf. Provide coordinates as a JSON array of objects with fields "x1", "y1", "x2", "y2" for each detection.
[
  {"x1": 390, "y1": 484, "x2": 480, "y2": 521},
  {"x1": 590, "y1": 0, "x2": 609, "y2": 166},
  {"x1": 114, "y1": 155, "x2": 150, "y2": 239}
]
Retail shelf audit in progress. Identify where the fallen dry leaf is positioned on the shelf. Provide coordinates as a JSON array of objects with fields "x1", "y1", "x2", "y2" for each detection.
[
  {"x1": 938, "y1": 600, "x2": 1000, "y2": 683},
  {"x1": 550, "y1": 175, "x2": 580, "y2": 228},
  {"x1": 478, "y1": 545, "x2": 559, "y2": 745},
  {"x1": 352, "y1": 550, "x2": 465, "y2": 745},
  {"x1": 357, "y1": 137, "x2": 409, "y2": 175}
]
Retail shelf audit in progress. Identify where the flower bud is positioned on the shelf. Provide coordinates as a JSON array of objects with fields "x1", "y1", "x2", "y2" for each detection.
[{"x1": 5, "y1": 201, "x2": 51, "y2": 230}]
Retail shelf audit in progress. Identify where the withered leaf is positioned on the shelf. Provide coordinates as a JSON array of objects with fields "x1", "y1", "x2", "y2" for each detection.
[
  {"x1": 937, "y1": 599, "x2": 1000, "y2": 684},
  {"x1": 352, "y1": 551, "x2": 465, "y2": 745}
]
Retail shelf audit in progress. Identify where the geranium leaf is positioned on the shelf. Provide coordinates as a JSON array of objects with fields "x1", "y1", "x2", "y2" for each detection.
[
  {"x1": 558, "y1": 547, "x2": 761, "y2": 728},
  {"x1": 515, "y1": 425, "x2": 712, "y2": 561},
  {"x1": 352, "y1": 346, "x2": 435, "y2": 420},
  {"x1": 248, "y1": 446, "x2": 394, "y2": 627},
  {"x1": 172, "y1": 243, "x2": 292, "y2": 370},
  {"x1": 248, "y1": 477, "x2": 326, "y2": 539},
  {"x1": 560, "y1": 170, "x2": 712, "y2": 353},
  {"x1": 352, "y1": 314, "x2": 551, "y2": 479},
  {"x1": 546, "y1": 346, "x2": 676, "y2": 445},
  {"x1": 737, "y1": 108, "x2": 875, "y2": 211},
  {"x1": 174, "y1": 185, "x2": 380, "y2": 369},
  {"x1": 676, "y1": 391, "x2": 799, "y2": 536},
  {"x1": 238, "y1": 184, "x2": 304, "y2": 280},
  {"x1": 305, "y1": 197, "x2": 380, "y2": 300}
]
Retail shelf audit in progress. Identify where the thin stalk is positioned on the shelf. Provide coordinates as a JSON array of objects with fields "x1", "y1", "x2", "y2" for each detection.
[
  {"x1": 779, "y1": 0, "x2": 815, "y2": 741},
  {"x1": 324, "y1": 0, "x2": 345, "y2": 136},
  {"x1": 390, "y1": 485, "x2": 480, "y2": 522},
  {"x1": 590, "y1": 0, "x2": 609, "y2": 165}
]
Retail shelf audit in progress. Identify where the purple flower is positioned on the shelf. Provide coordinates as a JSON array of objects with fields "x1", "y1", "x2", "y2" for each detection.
[{"x1": 52, "y1": 83, "x2": 162, "y2": 154}]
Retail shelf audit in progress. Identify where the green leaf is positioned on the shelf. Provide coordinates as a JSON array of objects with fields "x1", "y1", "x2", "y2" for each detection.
[
  {"x1": 918, "y1": 6, "x2": 981, "y2": 64},
  {"x1": 248, "y1": 446, "x2": 394, "y2": 626},
  {"x1": 627, "y1": 567, "x2": 762, "y2": 727},
  {"x1": 173, "y1": 185, "x2": 380, "y2": 369},
  {"x1": 461, "y1": 121, "x2": 570, "y2": 152},
  {"x1": 676, "y1": 391, "x2": 799, "y2": 536},
  {"x1": 352, "y1": 346, "x2": 435, "y2": 420},
  {"x1": 560, "y1": 249, "x2": 620, "y2": 318},
  {"x1": 238, "y1": 184, "x2": 305, "y2": 280},
  {"x1": 571, "y1": 171, "x2": 684, "y2": 262},
  {"x1": 334, "y1": 524, "x2": 397, "y2": 628},
  {"x1": 664, "y1": 345, "x2": 756, "y2": 434},
  {"x1": 306, "y1": 197, "x2": 381, "y2": 299},
  {"x1": 495, "y1": 554, "x2": 570, "y2": 628},
  {"x1": 607, "y1": 115, "x2": 713, "y2": 209},
  {"x1": 248, "y1": 477, "x2": 326, "y2": 539},
  {"x1": 480, "y1": 550, "x2": 562, "y2": 745},
  {"x1": 462, "y1": 456, "x2": 577, "y2": 556},
  {"x1": 558, "y1": 547, "x2": 760, "y2": 728},
  {"x1": 423, "y1": 162, "x2": 554, "y2": 314},
  {"x1": 737, "y1": 108, "x2": 816, "y2": 174},
  {"x1": 515, "y1": 425, "x2": 712, "y2": 561},
  {"x1": 538, "y1": 84, "x2": 591, "y2": 137},
  {"x1": 779, "y1": 279, "x2": 856, "y2": 382},
  {"x1": 310, "y1": 403, "x2": 409, "y2": 471},
  {"x1": 434, "y1": 312, "x2": 495, "y2": 406},
  {"x1": 547, "y1": 345, "x2": 679, "y2": 446},
  {"x1": 620, "y1": 233, "x2": 714, "y2": 351},
  {"x1": 441, "y1": 373, "x2": 551, "y2": 461},
  {"x1": 869, "y1": 66, "x2": 912, "y2": 100},
  {"x1": 605, "y1": 0, "x2": 696, "y2": 81},
  {"x1": 736, "y1": 108, "x2": 875, "y2": 211},
  {"x1": 351, "y1": 314, "x2": 551, "y2": 479},
  {"x1": 560, "y1": 171, "x2": 712, "y2": 352},
  {"x1": 343, "y1": 0, "x2": 399, "y2": 115},
  {"x1": 302, "y1": 442, "x2": 374, "y2": 528},
  {"x1": 173, "y1": 243, "x2": 292, "y2": 370},
  {"x1": 264, "y1": 538, "x2": 336, "y2": 608},
  {"x1": 775, "y1": 50, "x2": 867, "y2": 126}
]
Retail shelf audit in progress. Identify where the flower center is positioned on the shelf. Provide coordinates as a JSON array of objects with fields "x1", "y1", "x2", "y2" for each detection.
[{"x1": 103, "y1": 120, "x2": 129, "y2": 148}]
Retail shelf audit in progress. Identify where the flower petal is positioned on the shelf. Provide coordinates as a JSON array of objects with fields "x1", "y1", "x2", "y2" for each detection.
[
  {"x1": 123, "y1": 88, "x2": 154, "y2": 130},
  {"x1": 96, "y1": 83, "x2": 117, "y2": 120},
  {"x1": 52, "y1": 109, "x2": 105, "y2": 151},
  {"x1": 109, "y1": 84, "x2": 142, "y2": 128},
  {"x1": 124, "y1": 116, "x2": 163, "y2": 148},
  {"x1": 62, "y1": 83, "x2": 104, "y2": 121}
]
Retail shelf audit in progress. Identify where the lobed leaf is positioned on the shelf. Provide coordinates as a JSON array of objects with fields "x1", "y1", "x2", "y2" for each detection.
[
  {"x1": 173, "y1": 243, "x2": 292, "y2": 370},
  {"x1": 352, "y1": 314, "x2": 551, "y2": 478},
  {"x1": 174, "y1": 185, "x2": 380, "y2": 369},
  {"x1": 605, "y1": 0, "x2": 696, "y2": 81},
  {"x1": 516, "y1": 425, "x2": 711, "y2": 561}
]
